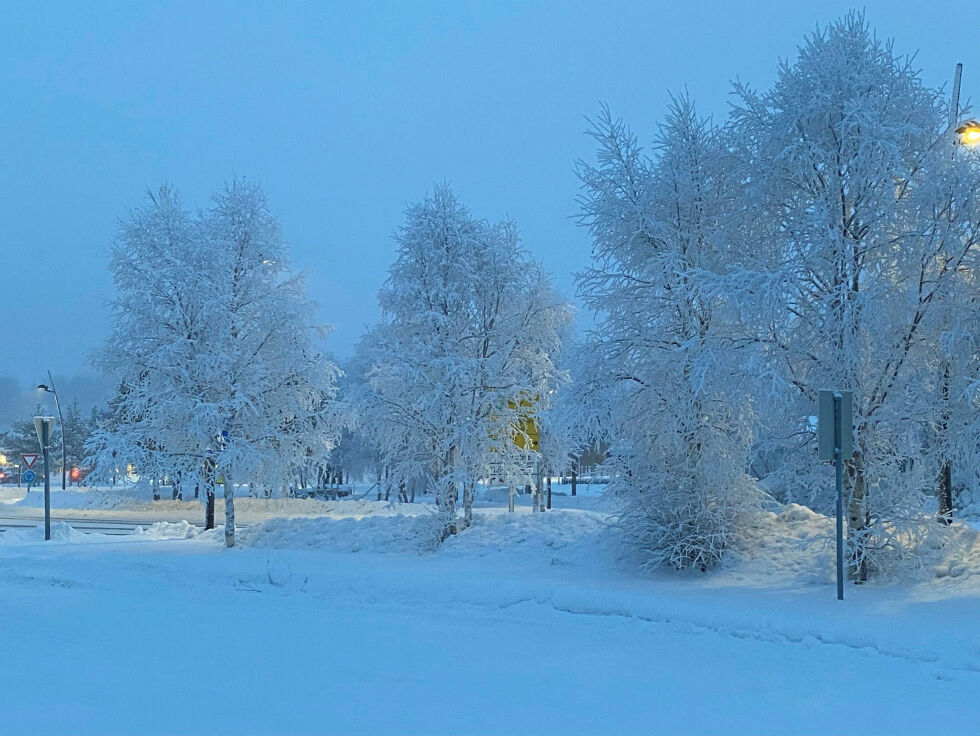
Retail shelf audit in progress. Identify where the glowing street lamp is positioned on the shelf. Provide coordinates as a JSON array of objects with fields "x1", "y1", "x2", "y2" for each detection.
[
  {"x1": 957, "y1": 120, "x2": 980, "y2": 146},
  {"x1": 37, "y1": 371, "x2": 67, "y2": 491}
]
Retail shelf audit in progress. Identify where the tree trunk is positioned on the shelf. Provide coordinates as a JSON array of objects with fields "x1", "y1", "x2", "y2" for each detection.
[
  {"x1": 204, "y1": 458, "x2": 216, "y2": 529},
  {"x1": 937, "y1": 362, "x2": 953, "y2": 525},
  {"x1": 938, "y1": 460, "x2": 953, "y2": 525},
  {"x1": 536, "y1": 461, "x2": 545, "y2": 512},
  {"x1": 224, "y1": 472, "x2": 235, "y2": 547},
  {"x1": 462, "y1": 482, "x2": 475, "y2": 529},
  {"x1": 846, "y1": 452, "x2": 869, "y2": 582},
  {"x1": 546, "y1": 474, "x2": 552, "y2": 510},
  {"x1": 439, "y1": 447, "x2": 459, "y2": 540},
  {"x1": 205, "y1": 491, "x2": 215, "y2": 530},
  {"x1": 571, "y1": 469, "x2": 577, "y2": 496}
]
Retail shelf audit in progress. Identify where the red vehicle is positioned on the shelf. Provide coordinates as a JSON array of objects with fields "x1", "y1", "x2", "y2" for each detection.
[{"x1": 69, "y1": 467, "x2": 93, "y2": 486}]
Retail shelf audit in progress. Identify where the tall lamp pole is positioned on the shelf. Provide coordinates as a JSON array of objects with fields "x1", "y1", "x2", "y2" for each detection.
[{"x1": 37, "y1": 371, "x2": 67, "y2": 490}]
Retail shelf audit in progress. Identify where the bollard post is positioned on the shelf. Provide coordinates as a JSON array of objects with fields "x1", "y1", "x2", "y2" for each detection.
[{"x1": 834, "y1": 394, "x2": 844, "y2": 602}]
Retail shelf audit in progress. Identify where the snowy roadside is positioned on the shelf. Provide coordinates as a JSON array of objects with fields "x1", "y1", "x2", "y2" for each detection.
[
  {"x1": 5, "y1": 478, "x2": 980, "y2": 685},
  {"x1": 4, "y1": 503, "x2": 980, "y2": 678},
  {"x1": 2, "y1": 510, "x2": 980, "y2": 735}
]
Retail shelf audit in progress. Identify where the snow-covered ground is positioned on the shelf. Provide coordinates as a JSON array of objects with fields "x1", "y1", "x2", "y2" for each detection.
[
  {"x1": 3, "y1": 490, "x2": 980, "y2": 735},
  {"x1": 0, "y1": 480, "x2": 609, "y2": 522}
]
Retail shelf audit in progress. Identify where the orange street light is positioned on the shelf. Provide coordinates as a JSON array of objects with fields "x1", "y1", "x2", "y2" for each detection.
[{"x1": 956, "y1": 120, "x2": 980, "y2": 146}]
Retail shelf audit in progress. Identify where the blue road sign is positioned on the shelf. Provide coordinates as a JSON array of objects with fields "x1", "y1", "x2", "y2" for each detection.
[{"x1": 22, "y1": 469, "x2": 37, "y2": 484}]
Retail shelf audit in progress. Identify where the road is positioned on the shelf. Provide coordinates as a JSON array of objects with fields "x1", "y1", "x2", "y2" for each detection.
[{"x1": 0, "y1": 512, "x2": 206, "y2": 536}]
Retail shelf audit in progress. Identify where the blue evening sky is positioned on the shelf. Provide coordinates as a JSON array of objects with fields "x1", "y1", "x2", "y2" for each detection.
[{"x1": 1, "y1": 0, "x2": 977, "y2": 388}]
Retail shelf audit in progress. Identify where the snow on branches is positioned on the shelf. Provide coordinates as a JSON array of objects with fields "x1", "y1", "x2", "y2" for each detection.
[
  {"x1": 577, "y1": 13, "x2": 980, "y2": 575},
  {"x1": 88, "y1": 181, "x2": 343, "y2": 545},
  {"x1": 353, "y1": 184, "x2": 572, "y2": 541},
  {"x1": 731, "y1": 12, "x2": 980, "y2": 577},
  {"x1": 577, "y1": 97, "x2": 762, "y2": 571}
]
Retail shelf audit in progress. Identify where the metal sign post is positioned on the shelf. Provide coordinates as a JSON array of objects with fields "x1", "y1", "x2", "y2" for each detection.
[
  {"x1": 818, "y1": 390, "x2": 853, "y2": 601},
  {"x1": 34, "y1": 417, "x2": 55, "y2": 541}
]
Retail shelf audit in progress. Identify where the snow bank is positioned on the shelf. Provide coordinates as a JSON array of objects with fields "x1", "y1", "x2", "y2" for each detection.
[
  {"x1": 239, "y1": 508, "x2": 611, "y2": 561},
  {"x1": 0, "y1": 522, "x2": 112, "y2": 545},
  {"x1": 0, "y1": 521, "x2": 222, "y2": 546},
  {"x1": 134, "y1": 520, "x2": 203, "y2": 540},
  {"x1": 15, "y1": 488, "x2": 149, "y2": 511},
  {"x1": 720, "y1": 504, "x2": 980, "y2": 587},
  {"x1": 442, "y1": 509, "x2": 608, "y2": 561},
  {"x1": 238, "y1": 512, "x2": 447, "y2": 553}
]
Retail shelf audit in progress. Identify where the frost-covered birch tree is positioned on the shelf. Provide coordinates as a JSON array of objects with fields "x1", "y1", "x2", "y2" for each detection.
[
  {"x1": 89, "y1": 181, "x2": 342, "y2": 545},
  {"x1": 577, "y1": 98, "x2": 761, "y2": 571},
  {"x1": 353, "y1": 184, "x2": 572, "y2": 541},
  {"x1": 730, "y1": 13, "x2": 980, "y2": 576}
]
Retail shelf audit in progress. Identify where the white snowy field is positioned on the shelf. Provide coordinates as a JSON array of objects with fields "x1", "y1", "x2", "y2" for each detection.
[{"x1": 3, "y1": 496, "x2": 980, "y2": 735}]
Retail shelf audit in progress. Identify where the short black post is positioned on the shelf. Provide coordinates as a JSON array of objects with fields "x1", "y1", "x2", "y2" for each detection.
[{"x1": 834, "y1": 394, "x2": 844, "y2": 601}]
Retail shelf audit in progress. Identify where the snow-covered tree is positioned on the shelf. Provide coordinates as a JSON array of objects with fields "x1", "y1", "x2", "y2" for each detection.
[
  {"x1": 730, "y1": 13, "x2": 980, "y2": 576},
  {"x1": 577, "y1": 98, "x2": 762, "y2": 571},
  {"x1": 353, "y1": 184, "x2": 572, "y2": 540},
  {"x1": 51, "y1": 400, "x2": 94, "y2": 482},
  {"x1": 2, "y1": 413, "x2": 45, "y2": 466},
  {"x1": 88, "y1": 181, "x2": 342, "y2": 545}
]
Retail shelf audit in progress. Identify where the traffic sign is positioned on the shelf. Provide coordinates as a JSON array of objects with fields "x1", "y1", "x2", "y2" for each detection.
[
  {"x1": 21, "y1": 453, "x2": 38, "y2": 469},
  {"x1": 22, "y1": 469, "x2": 37, "y2": 484},
  {"x1": 818, "y1": 390, "x2": 853, "y2": 461},
  {"x1": 34, "y1": 417, "x2": 55, "y2": 450}
]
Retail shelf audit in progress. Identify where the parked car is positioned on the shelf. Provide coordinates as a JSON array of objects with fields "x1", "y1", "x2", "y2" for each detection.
[{"x1": 69, "y1": 466, "x2": 93, "y2": 486}]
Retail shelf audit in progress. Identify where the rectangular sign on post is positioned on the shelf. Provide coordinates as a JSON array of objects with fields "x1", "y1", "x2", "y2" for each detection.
[
  {"x1": 818, "y1": 390, "x2": 835, "y2": 461},
  {"x1": 34, "y1": 417, "x2": 55, "y2": 450},
  {"x1": 33, "y1": 416, "x2": 56, "y2": 542},
  {"x1": 818, "y1": 390, "x2": 853, "y2": 461},
  {"x1": 817, "y1": 389, "x2": 854, "y2": 602}
]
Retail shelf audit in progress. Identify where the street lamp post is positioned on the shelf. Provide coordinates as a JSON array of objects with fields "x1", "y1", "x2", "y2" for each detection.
[
  {"x1": 37, "y1": 371, "x2": 67, "y2": 491},
  {"x1": 938, "y1": 64, "x2": 980, "y2": 524}
]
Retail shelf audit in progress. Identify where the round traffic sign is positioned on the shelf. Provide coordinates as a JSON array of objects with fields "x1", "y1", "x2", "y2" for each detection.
[{"x1": 22, "y1": 469, "x2": 37, "y2": 484}]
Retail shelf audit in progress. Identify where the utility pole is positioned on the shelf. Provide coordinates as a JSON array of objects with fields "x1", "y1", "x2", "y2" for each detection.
[{"x1": 951, "y1": 63, "x2": 963, "y2": 130}]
